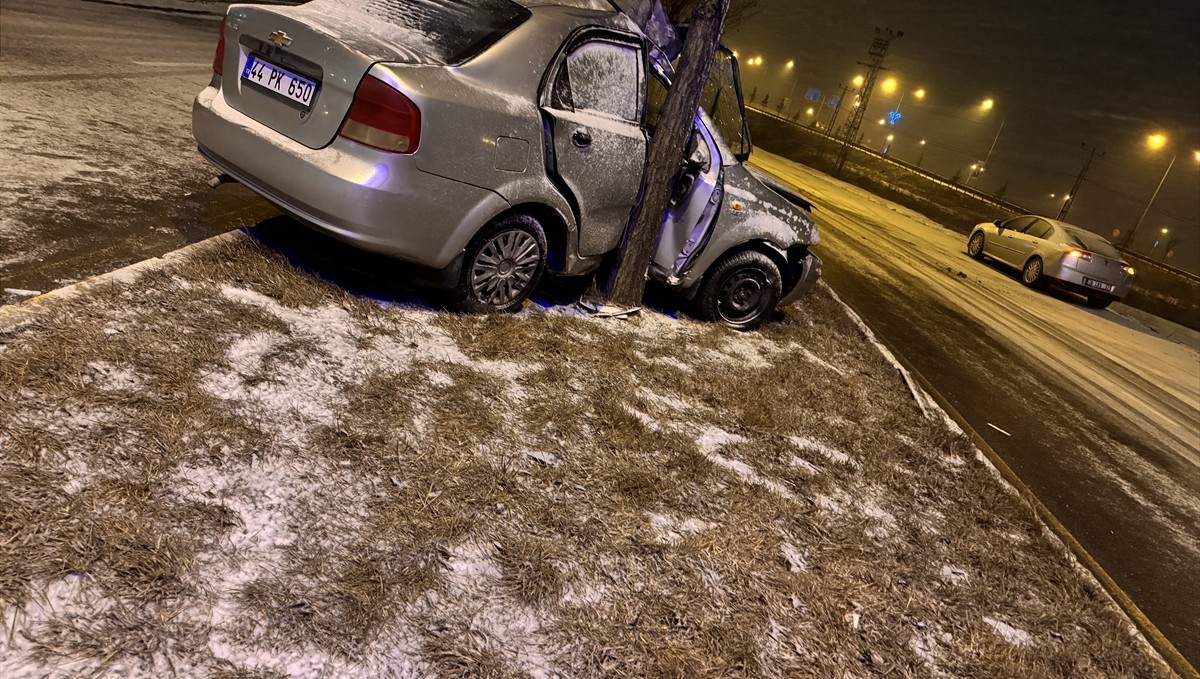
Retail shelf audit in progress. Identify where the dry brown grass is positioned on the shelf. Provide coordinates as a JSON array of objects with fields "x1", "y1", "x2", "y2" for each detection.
[{"x1": 0, "y1": 232, "x2": 1169, "y2": 678}]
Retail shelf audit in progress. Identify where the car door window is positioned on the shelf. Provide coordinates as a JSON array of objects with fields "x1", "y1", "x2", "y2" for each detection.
[
  {"x1": 1023, "y1": 219, "x2": 1054, "y2": 240},
  {"x1": 1004, "y1": 216, "x2": 1037, "y2": 232},
  {"x1": 552, "y1": 40, "x2": 643, "y2": 122}
]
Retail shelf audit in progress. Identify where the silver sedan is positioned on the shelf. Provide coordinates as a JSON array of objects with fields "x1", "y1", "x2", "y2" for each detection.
[{"x1": 967, "y1": 215, "x2": 1135, "y2": 309}]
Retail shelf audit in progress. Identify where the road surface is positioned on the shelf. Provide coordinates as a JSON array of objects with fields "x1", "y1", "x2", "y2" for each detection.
[
  {"x1": 0, "y1": 0, "x2": 274, "y2": 302},
  {"x1": 753, "y1": 151, "x2": 1200, "y2": 666}
]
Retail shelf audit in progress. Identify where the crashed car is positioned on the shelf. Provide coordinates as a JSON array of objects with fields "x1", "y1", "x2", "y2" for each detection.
[{"x1": 193, "y1": 0, "x2": 821, "y2": 329}]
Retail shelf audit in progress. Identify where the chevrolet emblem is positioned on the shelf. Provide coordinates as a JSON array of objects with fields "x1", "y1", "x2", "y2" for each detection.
[{"x1": 269, "y1": 30, "x2": 292, "y2": 48}]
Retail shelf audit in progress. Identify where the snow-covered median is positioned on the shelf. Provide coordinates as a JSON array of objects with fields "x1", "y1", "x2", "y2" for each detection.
[{"x1": 0, "y1": 234, "x2": 1167, "y2": 678}]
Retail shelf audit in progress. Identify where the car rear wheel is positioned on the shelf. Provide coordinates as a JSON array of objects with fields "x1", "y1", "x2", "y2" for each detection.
[
  {"x1": 1021, "y1": 256, "x2": 1045, "y2": 288},
  {"x1": 967, "y1": 232, "x2": 986, "y2": 259},
  {"x1": 1086, "y1": 294, "x2": 1114, "y2": 310},
  {"x1": 454, "y1": 215, "x2": 547, "y2": 314},
  {"x1": 696, "y1": 250, "x2": 782, "y2": 331}
]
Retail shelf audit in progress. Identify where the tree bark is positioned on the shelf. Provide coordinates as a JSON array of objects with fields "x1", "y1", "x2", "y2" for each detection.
[{"x1": 601, "y1": 0, "x2": 732, "y2": 307}]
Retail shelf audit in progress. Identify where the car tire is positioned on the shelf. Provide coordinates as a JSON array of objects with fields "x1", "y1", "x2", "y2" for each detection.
[
  {"x1": 453, "y1": 214, "x2": 547, "y2": 314},
  {"x1": 967, "y1": 232, "x2": 986, "y2": 259},
  {"x1": 1021, "y1": 256, "x2": 1045, "y2": 288},
  {"x1": 1086, "y1": 295, "x2": 1114, "y2": 310},
  {"x1": 696, "y1": 250, "x2": 782, "y2": 331}
]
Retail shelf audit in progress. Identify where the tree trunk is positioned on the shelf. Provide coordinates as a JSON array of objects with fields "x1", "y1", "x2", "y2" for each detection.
[{"x1": 601, "y1": 0, "x2": 732, "y2": 307}]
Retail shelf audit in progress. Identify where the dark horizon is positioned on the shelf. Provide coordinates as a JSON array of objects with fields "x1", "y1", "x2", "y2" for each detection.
[{"x1": 725, "y1": 0, "x2": 1200, "y2": 271}]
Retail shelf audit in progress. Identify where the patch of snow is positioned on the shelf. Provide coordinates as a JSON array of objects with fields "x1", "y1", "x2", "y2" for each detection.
[
  {"x1": 940, "y1": 565, "x2": 969, "y2": 585},
  {"x1": 780, "y1": 543, "x2": 807, "y2": 572},
  {"x1": 85, "y1": 361, "x2": 144, "y2": 393},
  {"x1": 637, "y1": 386, "x2": 692, "y2": 412},
  {"x1": 695, "y1": 426, "x2": 744, "y2": 453},
  {"x1": 647, "y1": 512, "x2": 713, "y2": 545},
  {"x1": 426, "y1": 370, "x2": 454, "y2": 387},
  {"x1": 983, "y1": 616, "x2": 1033, "y2": 647},
  {"x1": 707, "y1": 452, "x2": 796, "y2": 502},
  {"x1": 789, "y1": 436, "x2": 858, "y2": 468},
  {"x1": 623, "y1": 404, "x2": 660, "y2": 432}
]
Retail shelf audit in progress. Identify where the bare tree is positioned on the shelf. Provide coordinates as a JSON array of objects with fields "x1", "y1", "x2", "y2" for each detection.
[
  {"x1": 661, "y1": 0, "x2": 759, "y2": 30},
  {"x1": 600, "y1": 0, "x2": 733, "y2": 308}
]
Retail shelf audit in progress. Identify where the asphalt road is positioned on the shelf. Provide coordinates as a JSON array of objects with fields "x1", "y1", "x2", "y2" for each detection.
[
  {"x1": 3, "y1": 0, "x2": 1197, "y2": 668},
  {"x1": 0, "y1": 0, "x2": 276, "y2": 301},
  {"x1": 754, "y1": 152, "x2": 1200, "y2": 667}
]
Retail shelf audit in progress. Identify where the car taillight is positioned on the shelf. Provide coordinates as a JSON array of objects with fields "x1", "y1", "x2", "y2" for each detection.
[
  {"x1": 1066, "y1": 249, "x2": 1093, "y2": 262},
  {"x1": 339, "y1": 76, "x2": 421, "y2": 154},
  {"x1": 1123, "y1": 265, "x2": 1135, "y2": 276},
  {"x1": 212, "y1": 16, "x2": 226, "y2": 75}
]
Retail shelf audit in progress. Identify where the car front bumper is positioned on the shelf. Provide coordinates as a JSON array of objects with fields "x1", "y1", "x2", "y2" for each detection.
[
  {"x1": 192, "y1": 85, "x2": 509, "y2": 270},
  {"x1": 779, "y1": 252, "x2": 822, "y2": 306}
]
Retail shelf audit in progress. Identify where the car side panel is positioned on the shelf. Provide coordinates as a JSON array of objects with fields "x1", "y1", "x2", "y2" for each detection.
[{"x1": 674, "y1": 164, "x2": 816, "y2": 292}]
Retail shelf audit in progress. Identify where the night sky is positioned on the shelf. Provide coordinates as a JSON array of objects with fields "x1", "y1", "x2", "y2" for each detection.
[{"x1": 725, "y1": 0, "x2": 1200, "y2": 271}]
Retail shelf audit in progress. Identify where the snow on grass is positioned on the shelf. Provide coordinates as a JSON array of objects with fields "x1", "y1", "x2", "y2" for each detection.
[
  {"x1": 789, "y1": 435, "x2": 858, "y2": 468},
  {"x1": 647, "y1": 512, "x2": 713, "y2": 545},
  {"x1": 0, "y1": 234, "x2": 1170, "y2": 678},
  {"x1": 983, "y1": 616, "x2": 1034, "y2": 647}
]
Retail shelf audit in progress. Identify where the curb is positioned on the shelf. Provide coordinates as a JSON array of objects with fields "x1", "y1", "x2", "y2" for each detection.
[
  {"x1": 833, "y1": 293, "x2": 1196, "y2": 679},
  {"x1": 0, "y1": 230, "x2": 246, "y2": 333}
]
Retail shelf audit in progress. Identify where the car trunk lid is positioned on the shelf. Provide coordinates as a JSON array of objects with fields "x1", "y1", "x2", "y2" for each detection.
[
  {"x1": 1065, "y1": 230, "x2": 1130, "y2": 285},
  {"x1": 219, "y1": 0, "x2": 530, "y2": 149}
]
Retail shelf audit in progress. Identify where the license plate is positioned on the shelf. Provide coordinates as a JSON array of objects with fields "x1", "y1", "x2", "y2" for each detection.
[
  {"x1": 1083, "y1": 277, "x2": 1113, "y2": 292},
  {"x1": 242, "y1": 55, "x2": 317, "y2": 108}
]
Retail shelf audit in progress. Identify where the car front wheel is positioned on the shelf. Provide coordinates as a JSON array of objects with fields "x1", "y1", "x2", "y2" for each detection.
[
  {"x1": 967, "y1": 232, "x2": 986, "y2": 259},
  {"x1": 696, "y1": 250, "x2": 782, "y2": 331},
  {"x1": 1021, "y1": 256, "x2": 1045, "y2": 288},
  {"x1": 453, "y1": 214, "x2": 547, "y2": 314}
]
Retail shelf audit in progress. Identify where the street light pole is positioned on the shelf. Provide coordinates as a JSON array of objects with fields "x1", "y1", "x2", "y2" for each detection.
[
  {"x1": 1125, "y1": 152, "x2": 1176, "y2": 248},
  {"x1": 967, "y1": 116, "x2": 1005, "y2": 187}
]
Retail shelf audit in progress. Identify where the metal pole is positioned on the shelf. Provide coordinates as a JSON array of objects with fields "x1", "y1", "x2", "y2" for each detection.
[
  {"x1": 1058, "y1": 143, "x2": 1104, "y2": 221},
  {"x1": 968, "y1": 116, "x2": 1005, "y2": 186},
  {"x1": 1126, "y1": 153, "x2": 1176, "y2": 248}
]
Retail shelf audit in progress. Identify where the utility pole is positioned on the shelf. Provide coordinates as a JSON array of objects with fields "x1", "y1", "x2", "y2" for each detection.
[
  {"x1": 1125, "y1": 152, "x2": 1178, "y2": 249},
  {"x1": 835, "y1": 27, "x2": 902, "y2": 175},
  {"x1": 825, "y1": 82, "x2": 854, "y2": 134},
  {"x1": 1057, "y1": 143, "x2": 1104, "y2": 220}
]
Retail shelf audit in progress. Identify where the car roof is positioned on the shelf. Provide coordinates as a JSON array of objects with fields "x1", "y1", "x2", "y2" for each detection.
[{"x1": 516, "y1": 0, "x2": 613, "y2": 9}]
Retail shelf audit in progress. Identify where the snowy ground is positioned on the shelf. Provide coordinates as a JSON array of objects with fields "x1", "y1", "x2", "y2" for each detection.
[{"x1": 0, "y1": 233, "x2": 1168, "y2": 678}]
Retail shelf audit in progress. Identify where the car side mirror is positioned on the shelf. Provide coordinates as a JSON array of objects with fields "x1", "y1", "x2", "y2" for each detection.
[{"x1": 993, "y1": 219, "x2": 1004, "y2": 231}]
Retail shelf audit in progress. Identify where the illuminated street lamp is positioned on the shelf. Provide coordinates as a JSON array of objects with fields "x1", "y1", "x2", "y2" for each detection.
[
  {"x1": 890, "y1": 85, "x2": 926, "y2": 124},
  {"x1": 968, "y1": 98, "x2": 1004, "y2": 187},
  {"x1": 1124, "y1": 133, "x2": 1198, "y2": 248},
  {"x1": 852, "y1": 74, "x2": 865, "y2": 87},
  {"x1": 916, "y1": 138, "x2": 927, "y2": 167},
  {"x1": 1151, "y1": 227, "x2": 1171, "y2": 261},
  {"x1": 883, "y1": 133, "x2": 895, "y2": 155}
]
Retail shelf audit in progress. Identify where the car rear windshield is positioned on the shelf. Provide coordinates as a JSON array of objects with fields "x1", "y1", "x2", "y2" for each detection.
[
  {"x1": 298, "y1": 0, "x2": 531, "y2": 65},
  {"x1": 1066, "y1": 228, "x2": 1121, "y2": 259}
]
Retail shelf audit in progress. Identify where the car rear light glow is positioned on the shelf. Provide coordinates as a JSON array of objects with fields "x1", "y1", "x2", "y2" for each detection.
[
  {"x1": 1066, "y1": 249, "x2": 1093, "y2": 262},
  {"x1": 339, "y1": 76, "x2": 421, "y2": 154},
  {"x1": 1123, "y1": 265, "x2": 1135, "y2": 275},
  {"x1": 212, "y1": 16, "x2": 226, "y2": 75}
]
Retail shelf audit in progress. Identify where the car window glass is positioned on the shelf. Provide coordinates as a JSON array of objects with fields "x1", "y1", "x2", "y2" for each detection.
[
  {"x1": 703, "y1": 50, "x2": 749, "y2": 158},
  {"x1": 1005, "y1": 216, "x2": 1037, "y2": 231},
  {"x1": 561, "y1": 41, "x2": 642, "y2": 122},
  {"x1": 1026, "y1": 220, "x2": 1054, "y2": 239}
]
